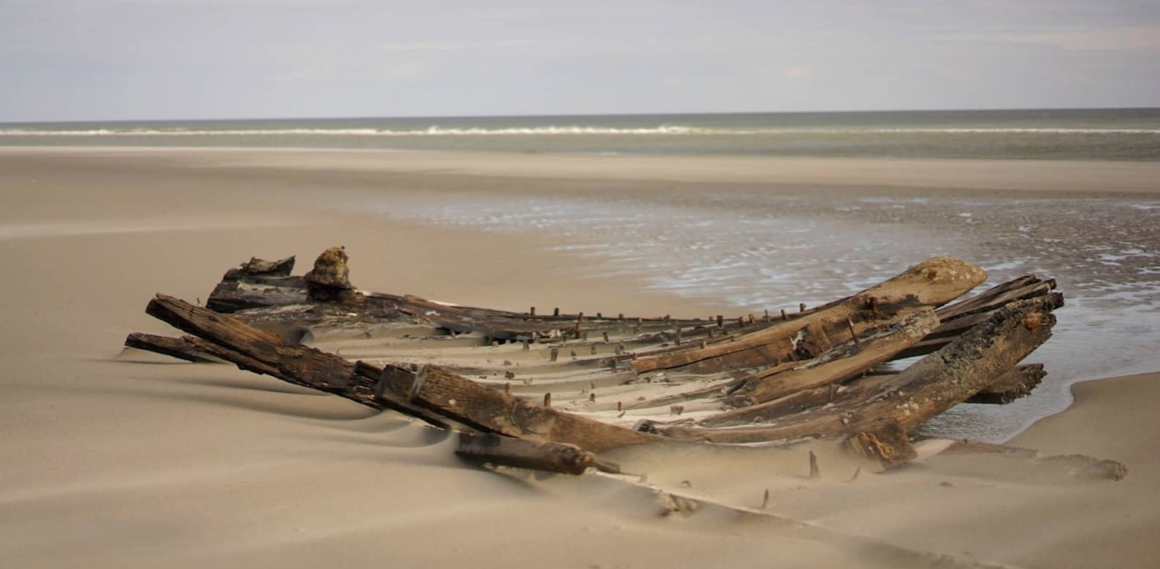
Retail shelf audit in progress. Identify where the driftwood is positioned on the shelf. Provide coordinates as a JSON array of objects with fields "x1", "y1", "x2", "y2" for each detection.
[{"x1": 125, "y1": 247, "x2": 1068, "y2": 472}]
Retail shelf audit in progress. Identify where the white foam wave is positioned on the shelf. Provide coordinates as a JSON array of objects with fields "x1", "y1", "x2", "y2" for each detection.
[{"x1": 2, "y1": 126, "x2": 1158, "y2": 137}]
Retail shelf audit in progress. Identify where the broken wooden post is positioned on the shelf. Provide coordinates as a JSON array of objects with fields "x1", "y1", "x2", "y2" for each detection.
[
  {"x1": 550, "y1": 347, "x2": 559, "y2": 362},
  {"x1": 846, "y1": 317, "x2": 860, "y2": 345},
  {"x1": 781, "y1": 309, "x2": 789, "y2": 320},
  {"x1": 809, "y1": 450, "x2": 820, "y2": 479},
  {"x1": 554, "y1": 308, "x2": 560, "y2": 317},
  {"x1": 530, "y1": 306, "x2": 536, "y2": 316},
  {"x1": 544, "y1": 393, "x2": 552, "y2": 407}
]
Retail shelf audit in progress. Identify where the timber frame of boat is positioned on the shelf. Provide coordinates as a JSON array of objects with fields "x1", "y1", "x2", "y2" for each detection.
[{"x1": 126, "y1": 246, "x2": 1074, "y2": 474}]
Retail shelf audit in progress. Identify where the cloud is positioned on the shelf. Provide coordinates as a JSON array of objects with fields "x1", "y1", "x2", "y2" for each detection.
[{"x1": 1001, "y1": 26, "x2": 1160, "y2": 51}]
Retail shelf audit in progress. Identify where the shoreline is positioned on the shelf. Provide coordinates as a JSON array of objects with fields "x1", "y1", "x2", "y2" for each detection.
[{"x1": 4, "y1": 145, "x2": 1160, "y2": 194}]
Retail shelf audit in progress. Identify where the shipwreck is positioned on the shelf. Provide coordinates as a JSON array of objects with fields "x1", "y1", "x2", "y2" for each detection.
[{"x1": 126, "y1": 246, "x2": 1100, "y2": 477}]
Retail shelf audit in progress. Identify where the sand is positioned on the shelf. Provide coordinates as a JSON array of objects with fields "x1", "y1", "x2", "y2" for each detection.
[{"x1": 1, "y1": 147, "x2": 1157, "y2": 568}]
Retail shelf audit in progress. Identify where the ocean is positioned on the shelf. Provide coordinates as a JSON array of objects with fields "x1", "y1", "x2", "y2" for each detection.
[{"x1": 3, "y1": 107, "x2": 1160, "y2": 160}]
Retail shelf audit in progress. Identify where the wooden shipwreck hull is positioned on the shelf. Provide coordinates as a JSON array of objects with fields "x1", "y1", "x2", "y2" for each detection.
[{"x1": 127, "y1": 247, "x2": 1065, "y2": 473}]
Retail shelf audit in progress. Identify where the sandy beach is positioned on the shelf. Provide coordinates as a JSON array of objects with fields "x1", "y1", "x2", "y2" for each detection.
[{"x1": 1, "y1": 147, "x2": 1158, "y2": 568}]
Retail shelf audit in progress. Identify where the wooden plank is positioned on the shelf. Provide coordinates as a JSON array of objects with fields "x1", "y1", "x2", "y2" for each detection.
[
  {"x1": 722, "y1": 309, "x2": 940, "y2": 410},
  {"x1": 140, "y1": 294, "x2": 452, "y2": 427},
  {"x1": 630, "y1": 257, "x2": 987, "y2": 374},
  {"x1": 125, "y1": 332, "x2": 221, "y2": 364},
  {"x1": 653, "y1": 293, "x2": 1063, "y2": 444},
  {"x1": 936, "y1": 276, "x2": 1050, "y2": 322}
]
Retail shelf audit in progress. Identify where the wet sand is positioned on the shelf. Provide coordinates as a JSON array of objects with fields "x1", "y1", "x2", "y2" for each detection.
[{"x1": 1, "y1": 147, "x2": 1158, "y2": 568}]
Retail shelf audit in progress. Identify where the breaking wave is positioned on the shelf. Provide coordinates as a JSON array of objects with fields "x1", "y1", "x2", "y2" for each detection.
[{"x1": 2, "y1": 126, "x2": 1159, "y2": 137}]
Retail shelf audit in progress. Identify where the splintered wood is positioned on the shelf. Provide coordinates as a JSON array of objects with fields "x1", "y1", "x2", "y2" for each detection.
[{"x1": 127, "y1": 248, "x2": 1067, "y2": 474}]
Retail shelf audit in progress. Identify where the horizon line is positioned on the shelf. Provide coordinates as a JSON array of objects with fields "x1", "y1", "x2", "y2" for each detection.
[{"x1": 4, "y1": 105, "x2": 1158, "y2": 126}]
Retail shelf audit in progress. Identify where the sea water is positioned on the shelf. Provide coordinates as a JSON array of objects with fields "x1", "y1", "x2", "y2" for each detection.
[{"x1": 3, "y1": 108, "x2": 1160, "y2": 160}]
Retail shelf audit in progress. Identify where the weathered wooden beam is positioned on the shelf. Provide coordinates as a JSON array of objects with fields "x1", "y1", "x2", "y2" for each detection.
[
  {"x1": 630, "y1": 257, "x2": 987, "y2": 374},
  {"x1": 967, "y1": 363, "x2": 1046, "y2": 404},
  {"x1": 146, "y1": 294, "x2": 356, "y2": 392},
  {"x1": 721, "y1": 309, "x2": 940, "y2": 411},
  {"x1": 936, "y1": 276, "x2": 1051, "y2": 322},
  {"x1": 349, "y1": 361, "x2": 661, "y2": 452},
  {"x1": 654, "y1": 293, "x2": 1062, "y2": 444},
  {"x1": 125, "y1": 332, "x2": 221, "y2": 364},
  {"x1": 140, "y1": 294, "x2": 455, "y2": 427},
  {"x1": 454, "y1": 432, "x2": 601, "y2": 475}
]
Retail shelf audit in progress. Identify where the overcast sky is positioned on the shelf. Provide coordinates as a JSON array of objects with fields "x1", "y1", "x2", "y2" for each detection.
[{"x1": 2, "y1": 0, "x2": 1159, "y2": 122}]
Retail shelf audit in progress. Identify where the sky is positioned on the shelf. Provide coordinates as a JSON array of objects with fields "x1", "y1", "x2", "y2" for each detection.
[{"x1": 2, "y1": 0, "x2": 1159, "y2": 122}]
